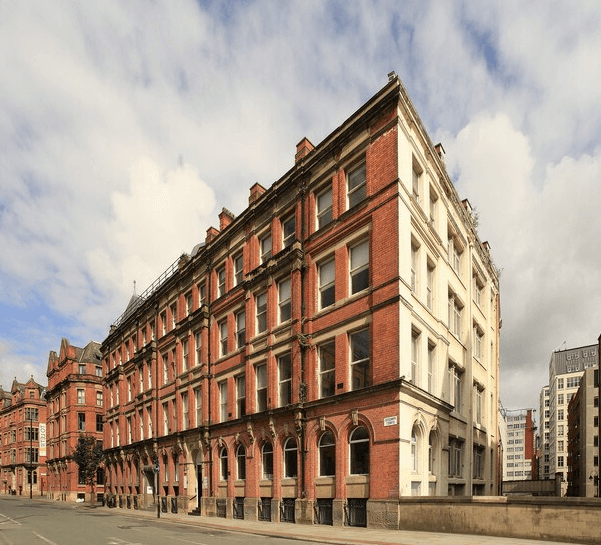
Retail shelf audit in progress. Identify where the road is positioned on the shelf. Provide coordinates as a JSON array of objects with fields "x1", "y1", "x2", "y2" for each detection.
[{"x1": 0, "y1": 497, "x2": 316, "y2": 545}]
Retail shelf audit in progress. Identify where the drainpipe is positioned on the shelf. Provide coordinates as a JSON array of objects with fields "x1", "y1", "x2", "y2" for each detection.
[
  {"x1": 206, "y1": 257, "x2": 214, "y2": 500},
  {"x1": 299, "y1": 177, "x2": 308, "y2": 501}
]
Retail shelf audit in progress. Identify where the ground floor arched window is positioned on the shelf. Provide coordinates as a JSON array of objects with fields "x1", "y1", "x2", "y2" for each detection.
[{"x1": 349, "y1": 426, "x2": 369, "y2": 475}]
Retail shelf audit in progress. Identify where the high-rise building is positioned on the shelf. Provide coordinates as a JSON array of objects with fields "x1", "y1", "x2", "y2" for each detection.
[
  {"x1": 0, "y1": 378, "x2": 47, "y2": 496},
  {"x1": 539, "y1": 344, "x2": 598, "y2": 494},
  {"x1": 45, "y1": 338, "x2": 105, "y2": 502},
  {"x1": 500, "y1": 408, "x2": 535, "y2": 481},
  {"x1": 567, "y1": 367, "x2": 599, "y2": 496},
  {"x1": 101, "y1": 74, "x2": 500, "y2": 526}
]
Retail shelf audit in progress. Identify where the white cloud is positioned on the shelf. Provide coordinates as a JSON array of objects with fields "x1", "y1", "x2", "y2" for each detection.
[{"x1": 1, "y1": 0, "x2": 601, "y2": 417}]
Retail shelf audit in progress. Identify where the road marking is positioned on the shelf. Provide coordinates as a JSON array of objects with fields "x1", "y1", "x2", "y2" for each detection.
[
  {"x1": 0, "y1": 513, "x2": 21, "y2": 526},
  {"x1": 33, "y1": 533, "x2": 58, "y2": 545}
]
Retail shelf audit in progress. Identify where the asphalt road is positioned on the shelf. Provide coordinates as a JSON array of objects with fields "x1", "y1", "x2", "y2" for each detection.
[{"x1": 0, "y1": 497, "x2": 316, "y2": 545}]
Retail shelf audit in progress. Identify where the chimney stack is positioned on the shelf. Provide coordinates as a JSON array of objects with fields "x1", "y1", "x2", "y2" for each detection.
[{"x1": 295, "y1": 137, "x2": 315, "y2": 163}]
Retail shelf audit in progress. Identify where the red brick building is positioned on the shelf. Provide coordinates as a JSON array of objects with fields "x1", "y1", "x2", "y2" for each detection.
[
  {"x1": 102, "y1": 74, "x2": 500, "y2": 527},
  {"x1": 45, "y1": 338, "x2": 105, "y2": 501},
  {"x1": 0, "y1": 378, "x2": 47, "y2": 496}
]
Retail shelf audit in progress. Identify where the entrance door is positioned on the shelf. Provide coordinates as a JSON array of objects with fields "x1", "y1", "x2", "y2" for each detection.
[{"x1": 196, "y1": 465, "x2": 202, "y2": 509}]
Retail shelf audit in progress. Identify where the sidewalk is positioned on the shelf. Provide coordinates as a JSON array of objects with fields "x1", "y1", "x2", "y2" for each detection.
[{"x1": 108, "y1": 503, "x2": 584, "y2": 545}]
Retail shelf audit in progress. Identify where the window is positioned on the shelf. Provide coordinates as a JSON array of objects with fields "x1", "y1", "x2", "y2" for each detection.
[
  {"x1": 412, "y1": 161, "x2": 422, "y2": 202},
  {"x1": 236, "y1": 310, "x2": 246, "y2": 349},
  {"x1": 473, "y1": 325, "x2": 483, "y2": 360},
  {"x1": 411, "y1": 427, "x2": 419, "y2": 473},
  {"x1": 474, "y1": 275, "x2": 484, "y2": 307},
  {"x1": 181, "y1": 393, "x2": 189, "y2": 430},
  {"x1": 186, "y1": 292, "x2": 193, "y2": 316},
  {"x1": 448, "y1": 438, "x2": 463, "y2": 477},
  {"x1": 282, "y1": 214, "x2": 295, "y2": 248},
  {"x1": 96, "y1": 414, "x2": 103, "y2": 433},
  {"x1": 350, "y1": 329, "x2": 369, "y2": 390},
  {"x1": 448, "y1": 235, "x2": 462, "y2": 276},
  {"x1": 319, "y1": 431, "x2": 336, "y2": 476},
  {"x1": 96, "y1": 391, "x2": 103, "y2": 407},
  {"x1": 319, "y1": 259, "x2": 335, "y2": 309},
  {"x1": 316, "y1": 186, "x2": 333, "y2": 229},
  {"x1": 79, "y1": 364, "x2": 86, "y2": 374},
  {"x1": 350, "y1": 240, "x2": 369, "y2": 294},
  {"x1": 217, "y1": 265, "x2": 226, "y2": 298},
  {"x1": 411, "y1": 329, "x2": 420, "y2": 385},
  {"x1": 449, "y1": 364, "x2": 463, "y2": 413},
  {"x1": 162, "y1": 353, "x2": 169, "y2": 384},
  {"x1": 558, "y1": 393, "x2": 564, "y2": 405},
  {"x1": 25, "y1": 448, "x2": 39, "y2": 464},
  {"x1": 219, "y1": 381, "x2": 228, "y2": 422},
  {"x1": 199, "y1": 283, "x2": 206, "y2": 306},
  {"x1": 350, "y1": 426, "x2": 369, "y2": 475},
  {"x1": 283, "y1": 437, "x2": 298, "y2": 478},
  {"x1": 262, "y1": 442, "x2": 273, "y2": 479},
  {"x1": 25, "y1": 427, "x2": 39, "y2": 441},
  {"x1": 319, "y1": 341, "x2": 335, "y2": 398},
  {"x1": 161, "y1": 311, "x2": 167, "y2": 336},
  {"x1": 78, "y1": 413, "x2": 85, "y2": 431},
  {"x1": 182, "y1": 339, "x2": 189, "y2": 371},
  {"x1": 170, "y1": 303, "x2": 177, "y2": 329},
  {"x1": 260, "y1": 232, "x2": 272, "y2": 263},
  {"x1": 278, "y1": 278, "x2": 291, "y2": 323},
  {"x1": 25, "y1": 408, "x2": 39, "y2": 421},
  {"x1": 236, "y1": 375, "x2": 246, "y2": 418},
  {"x1": 429, "y1": 188, "x2": 438, "y2": 227},
  {"x1": 473, "y1": 446, "x2": 484, "y2": 479},
  {"x1": 95, "y1": 366, "x2": 102, "y2": 377},
  {"x1": 557, "y1": 456, "x2": 564, "y2": 468},
  {"x1": 411, "y1": 240, "x2": 419, "y2": 293},
  {"x1": 256, "y1": 292, "x2": 267, "y2": 334},
  {"x1": 278, "y1": 353, "x2": 292, "y2": 406},
  {"x1": 427, "y1": 342, "x2": 436, "y2": 394},
  {"x1": 256, "y1": 364, "x2": 267, "y2": 412},
  {"x1": 195, "y1": 331, "x2": 202, "y2": 366},
  {"x1": 558, "y1": 378, "x2": 564, "y2": 389},
  {"x1": 426, "y1": 261, "x2": 435, "y2": 310},
  {"x1": 162, "y1": 402, "x2": 169, "y2": 435},
  {"x1": 347, "y1": 163, "x2": 366, "y2": 208},
  {"x1": 234, "y1": 253, "x2": 244, "y2": 286},
  {"x1": 558, "y1": 409, "x2": 564, "y2": 421},
  {"x1": 219, "y1": 320, "x2": 228, "y2": 357},
  {"x1": 448, "y1": 292, "x2": 463, "y2": 337},
  {"x1": 236, "y1": 444, "x2": 246, "y2": 480},
  {"x1": 474, "y1": 384, "x2": 484, "y2": 424},
  {"x1": 194, "y1": 388, "x2": 202, "y2": 427},
  {"x1": 220, "y1": 447, "x2": 228, "y2": 481},
  {"x1": 77, "y1": 389, "x2": 85, "y2": 404}
]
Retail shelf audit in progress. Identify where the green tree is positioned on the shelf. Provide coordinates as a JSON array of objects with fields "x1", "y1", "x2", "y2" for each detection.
[{"x1": 72, "y1": 434, "x2": 104, "y2": 502}]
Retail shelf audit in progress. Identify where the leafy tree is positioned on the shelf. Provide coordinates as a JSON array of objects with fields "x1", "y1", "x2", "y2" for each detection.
[{"x1": 72, "y1": 434, "x2": 104, "y2": 501}]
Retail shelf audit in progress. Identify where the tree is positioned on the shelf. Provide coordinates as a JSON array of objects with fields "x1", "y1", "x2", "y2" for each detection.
[{"x1": 72, "y1": 434, "x2": 104, "y2": 502}]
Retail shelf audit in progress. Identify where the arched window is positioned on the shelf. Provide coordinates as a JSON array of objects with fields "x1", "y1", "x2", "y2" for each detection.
[
  {"x1": 236, "y1": 444, "x2": 246, "y2": 480},
  {"x1": 319, "y1": 431, "x2": 336, "y2": 476},
  {"x1": 262, "y1": 442, "x2": 273, "y2": 480},
  {"x1": 219, "y1": 447, "x2": 228, "y2": 481},
  {"x1": 411, "y1": 428, "x2": 418, "y2": 473},
  {"x1": 349, "y1": 426, "x2": 369, "y2": 475},
  {"x1": 283, "y1": 437, "x2": 298, "y2": 478}
]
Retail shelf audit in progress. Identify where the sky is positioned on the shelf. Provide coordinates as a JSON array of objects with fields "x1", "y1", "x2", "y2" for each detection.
[{"x1": 1, "y1": 0, "x2": 601, "y2": 418}]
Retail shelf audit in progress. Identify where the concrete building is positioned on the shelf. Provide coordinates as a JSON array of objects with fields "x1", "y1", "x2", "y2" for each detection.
[
  {"x1": 0, "y1": 378, "x2": 47, "y2": 496},
  {"x1": 567, "y1": 367, "x2": 599, "y2": 496},
  {"x1": 101, "y1": 74, "x2": 500, "y2": 526},
  {"x1": 45, "y1": 338, "x2": 106, "y2": 502},
  {"x1": 539, "y1": 344, "x2": 598, "y2": 494},
  {"x1": 500, "y1": 408, "x2": 535, "y2": 481}
]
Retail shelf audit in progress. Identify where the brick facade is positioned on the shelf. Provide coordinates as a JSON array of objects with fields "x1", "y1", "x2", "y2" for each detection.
[
  {"x1": 0, "y1": 378, "x2": 47, "y2": 496},
  {"x1": 102, "y1": 75, "x2": 500, "y2": 525},
  {"x1": 45, "y1": 338, "x2": 105, "y2": 501}
]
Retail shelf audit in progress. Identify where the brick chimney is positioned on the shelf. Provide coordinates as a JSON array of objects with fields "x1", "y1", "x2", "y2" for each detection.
[
  {"x1": 205, "y1": 226, "x2": 219, "y2": 244},
  {"x1": 219, "y1": 207, "x2": 235, "y2": 231},
  {"x1": 249, "y1": 183, "x2": 267, "y2": 204},
  {"x1": 295, "y1": 137, "x2": 315, "y2": 163},
  {"x1": 434, "y1": 143, "x2": 446, "y2": 166}
]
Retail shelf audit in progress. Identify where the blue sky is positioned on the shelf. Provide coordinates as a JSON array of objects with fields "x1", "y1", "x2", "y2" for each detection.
[{"x1": 1, "y1": 0, "x2": 601, "y2": 414}]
